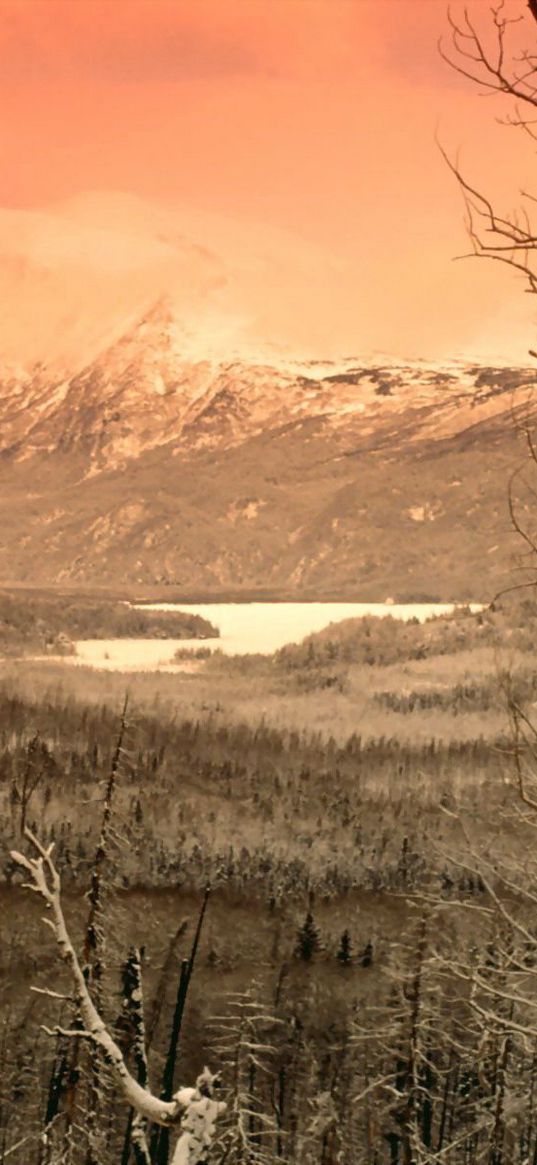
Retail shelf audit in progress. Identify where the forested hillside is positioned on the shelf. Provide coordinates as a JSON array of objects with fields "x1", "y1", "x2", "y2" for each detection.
[
  {"x1": 1, "y1": 625, "x2": 536, "y2": 1164},
  {"x1": 0, "y1": 589, "x2": 217, "y2": 655}
]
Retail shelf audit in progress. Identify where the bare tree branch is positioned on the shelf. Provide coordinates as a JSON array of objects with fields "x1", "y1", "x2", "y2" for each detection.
[{"x1": 10, "y1": 829, "x2": 180, "y2": 1127}]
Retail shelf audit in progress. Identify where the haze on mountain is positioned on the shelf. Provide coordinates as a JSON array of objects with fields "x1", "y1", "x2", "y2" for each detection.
[
  {"x1": 0, "y1": 190, "x2": 535, "y2": 376},
  {"x1": 0, "y1": 191, "x2": 371, "y2": 373},
  {"x1": 0, "y1": 189, "x2": 530, "y2": 601}
]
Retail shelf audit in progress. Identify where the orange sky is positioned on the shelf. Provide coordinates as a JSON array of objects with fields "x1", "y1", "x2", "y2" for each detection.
[{"x1": 1, "y1": 0, "x2": 537, "y2": 362}]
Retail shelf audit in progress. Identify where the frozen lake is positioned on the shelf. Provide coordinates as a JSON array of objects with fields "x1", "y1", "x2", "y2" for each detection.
[
  {"x1": 54, "y1": 601, "x2": 481, "y2": 672},
  {"x1": 137, "y1": 601, "x2": 478, "y2": 655}
]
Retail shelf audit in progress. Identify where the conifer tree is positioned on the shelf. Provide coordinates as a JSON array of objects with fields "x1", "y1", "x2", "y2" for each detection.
[
  {"x1": 360, "y1": 940, "x2": 373, "y2": 968},
  {"x1": 295, "y1": 912, "x2": 321, "y2": 962},
  {"x1": 336, "y1": 929, "x2": 352, "y2": 966}
]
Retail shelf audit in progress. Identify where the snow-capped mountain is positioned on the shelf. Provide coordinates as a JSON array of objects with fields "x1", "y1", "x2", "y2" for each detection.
[
  {"x1": 2, "y1": 296, "x2": 532, "y2": 469},
  {"x1": 0, "y1": 192, "x2": 534, "y2": 598},
  {"x1": 0, "y1": 291, "x2": 533, "y2": 599}
]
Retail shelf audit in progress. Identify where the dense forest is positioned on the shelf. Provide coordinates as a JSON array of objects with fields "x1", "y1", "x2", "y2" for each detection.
[
  {"x1": 5, "y1": 594, "x2": 537, "y2": 1148},
  {"x1": 0, "y1": 589, "x2": 217, "y2": 655},
  {"x1": 275, "y1": 599, "x2": 536, "y2": 671},
  {"x1": 1, "y1": 608, "x2": 537, "y2": 1165}
]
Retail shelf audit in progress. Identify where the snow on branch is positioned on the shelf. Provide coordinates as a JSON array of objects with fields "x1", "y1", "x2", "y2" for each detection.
[{"x1": 11, "y1": 828, "x2": 184, "y2": 1127}]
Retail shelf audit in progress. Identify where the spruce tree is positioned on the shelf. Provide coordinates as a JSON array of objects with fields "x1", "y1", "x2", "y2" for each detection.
[
  {"x1": 360, "y1": 940, "x2": 373, "y2": 968},
  {"x1": 336, "y1": 929, "x2": 352, "y2": 966},
  {"x1": 295, "y1": 911, "x2": 321, "y2": 961}
]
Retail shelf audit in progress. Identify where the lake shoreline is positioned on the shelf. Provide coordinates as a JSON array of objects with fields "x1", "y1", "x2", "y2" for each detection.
[
  {"x1": 20, "y1": 600, "x2": 483, "y2": 672},
  {"x1": 0, "y1": 579, "x2": 485, "y2": 605}
]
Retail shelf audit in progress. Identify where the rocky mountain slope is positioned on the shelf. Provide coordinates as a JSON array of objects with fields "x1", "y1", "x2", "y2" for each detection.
[{"x1": 0, "y1": 293, "x2": 535, "y2": 600}]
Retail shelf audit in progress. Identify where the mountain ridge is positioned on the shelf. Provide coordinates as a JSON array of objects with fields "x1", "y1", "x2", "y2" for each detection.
[{"x1": 0, "y1": 295, "x2": 533, "y2": 599}]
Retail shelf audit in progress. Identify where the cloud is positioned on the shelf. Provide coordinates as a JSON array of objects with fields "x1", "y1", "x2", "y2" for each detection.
[
  {"x1": 355, "y1": 0, "x2": 451, "y2": 88},
  {"x1": 0, "y1": 0, "x2": 398, "y2": 90},
  {"x1": 0, "y1": 0, "x2": 269, "y2": 86}
]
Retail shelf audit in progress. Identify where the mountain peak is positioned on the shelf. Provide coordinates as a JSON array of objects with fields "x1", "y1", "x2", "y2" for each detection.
[
  {"x1": 0, "y1": 347, "x2": 529, "y2": 597},
  {"x1": 1, "y1": 303, "x2": 534, "y2": 473}
]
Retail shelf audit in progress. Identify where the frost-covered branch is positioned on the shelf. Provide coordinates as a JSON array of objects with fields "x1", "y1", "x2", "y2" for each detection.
[
  {"x1": 120, "y1": 946, "x2": 151, "y2": 1165},
  {"x1": 171, "y1": 1070, "x2": 227, "y2": 1165},
  {"x1": 11, "y1": 829, "x2": 179, "y2": 1126},
  {"x1": 11, "y1": 828, "x2": 226, "y2": 1164}
]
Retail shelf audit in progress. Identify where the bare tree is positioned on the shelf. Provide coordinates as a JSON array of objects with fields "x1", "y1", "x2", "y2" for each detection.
[
  {"x1": 9, "y1": 830, "x2": 225, "y2": 1162},
  {"x1": 439, "y1": 1, "x2": 537, "y2": 599},
  {"x1": 440, "y1": 1, "x2": 537, "y2": 298}
]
